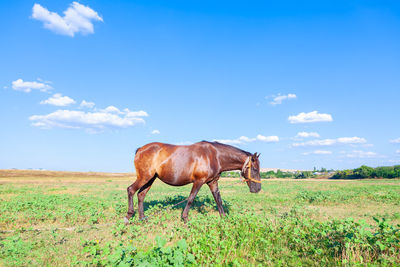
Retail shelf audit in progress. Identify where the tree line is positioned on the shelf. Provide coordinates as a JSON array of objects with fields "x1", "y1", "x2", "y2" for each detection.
[{"x1": 332, "y1": 165, "x2": 400, "y2": 179}]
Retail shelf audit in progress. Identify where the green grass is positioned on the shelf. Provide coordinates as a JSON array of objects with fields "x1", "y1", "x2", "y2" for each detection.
[{"x1": 0, "y1": 174, "x2": 399, "y2": 266}]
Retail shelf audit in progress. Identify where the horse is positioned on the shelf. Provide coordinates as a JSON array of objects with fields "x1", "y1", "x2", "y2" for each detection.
[{"x1": 124, "y1": 141, "x2": 261, "y2": 223}]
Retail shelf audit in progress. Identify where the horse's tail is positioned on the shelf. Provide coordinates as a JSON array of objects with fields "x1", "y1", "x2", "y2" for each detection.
[{"x1": 133, "y1": 147, "x2": 142, "y2": 178}]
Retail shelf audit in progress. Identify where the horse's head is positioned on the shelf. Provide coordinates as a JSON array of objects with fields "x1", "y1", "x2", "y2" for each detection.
[{"x1": 241, "y1": 153, "x2": 261, "y2": 193}]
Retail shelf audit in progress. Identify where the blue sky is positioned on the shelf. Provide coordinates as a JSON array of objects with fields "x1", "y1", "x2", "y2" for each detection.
[{"x1": 1, "y1": 0, "x2": 399, "y2": 172}]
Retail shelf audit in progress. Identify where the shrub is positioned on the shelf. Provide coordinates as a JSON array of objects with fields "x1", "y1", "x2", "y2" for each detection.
[{"x1": 78, "y1": 237, "x2": 195, "y2": 266}]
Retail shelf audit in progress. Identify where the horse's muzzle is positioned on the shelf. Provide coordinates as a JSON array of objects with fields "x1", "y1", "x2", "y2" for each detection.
[{"x1": 249, "y1": 183, "x2": 261, "y2": 193}]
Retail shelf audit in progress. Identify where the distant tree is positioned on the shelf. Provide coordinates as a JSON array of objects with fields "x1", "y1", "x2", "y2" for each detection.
[
  {"x1": 332, "y1": 169, "x2": 354, "y2": 179},
  {"x1": 354, "y1": 165, "x2": 374, "y2": 178}
]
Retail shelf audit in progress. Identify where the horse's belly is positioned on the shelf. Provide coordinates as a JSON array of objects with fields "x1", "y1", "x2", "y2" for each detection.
[{"x1": 157, "y1": 173, "x2": 193, "y2": 186}]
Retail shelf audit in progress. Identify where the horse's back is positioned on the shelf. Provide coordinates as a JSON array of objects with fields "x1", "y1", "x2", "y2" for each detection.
[{"x1": 135, "y1": 141, "x2": 213, "y2": 159}]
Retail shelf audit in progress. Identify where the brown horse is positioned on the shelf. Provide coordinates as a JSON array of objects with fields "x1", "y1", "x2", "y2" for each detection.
[{"x1": 125, "y1": 141, "x2": 261, "y2": 223}]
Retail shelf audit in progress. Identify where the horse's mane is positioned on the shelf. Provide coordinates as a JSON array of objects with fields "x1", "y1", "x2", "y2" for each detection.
[{"x1": 201, "y1": 140, "x2": 252, "y2": 157}]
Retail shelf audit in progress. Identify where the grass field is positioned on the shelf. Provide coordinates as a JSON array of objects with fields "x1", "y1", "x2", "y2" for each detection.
[{"x1": 1, "y1": 170, "x2": 399, "y2": 266}]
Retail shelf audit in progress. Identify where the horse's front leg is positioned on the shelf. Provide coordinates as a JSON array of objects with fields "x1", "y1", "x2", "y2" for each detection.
[
  {"x1": 207, "y1": 180, "x2": 225, "y2": 217},
  {"x1": 182, "y1": 181, "x2": 203, "y2": 223}
]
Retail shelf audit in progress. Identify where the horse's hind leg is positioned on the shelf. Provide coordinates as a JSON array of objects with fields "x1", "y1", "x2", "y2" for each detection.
[
  {"x1": 125, "y1": 181, "x2": 141, "y2": 223},
  {"x1": 137, "y1": 176, "x2": 156, "y2": 220},
  {"x1": 181, "y1": 181, "x2": 204, "y2": 223},
  {"x1": 125, "y1": 174, "x2": 154, "y2": 224},
  {"x1": 207, "y1": 180, "x2": 225, "y2": 217}
]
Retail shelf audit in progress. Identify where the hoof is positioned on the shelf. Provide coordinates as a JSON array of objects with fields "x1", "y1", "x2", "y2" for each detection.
[{"x1": 124, "y1": 217, "x2": 130, "y2": 225}]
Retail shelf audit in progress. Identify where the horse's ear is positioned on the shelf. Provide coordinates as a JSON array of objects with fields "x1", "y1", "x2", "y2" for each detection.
[{"x1": 252, "y1": 152, "x2": 260, "y2": 160}]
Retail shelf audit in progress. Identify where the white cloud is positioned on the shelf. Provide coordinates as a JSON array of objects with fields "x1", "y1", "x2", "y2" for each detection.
[
  {"x1": 345, "y1": 150, "x2": 377, "y2": 158},
  {"x1": 215, "y1": 135, "x2": 279, "y2": 145},
  {"x1": 293, "y1": 139, "x2": 336, "y2": 147},
  {"x1": 29, "y1": 106, "x2": 148, "y2": 131},
  {"x1": 238, "y1": 136, "x2": 255, "y2": 142},
  {"x1": 303, "y1": 150, "x2": 332, "y2": 155},
  {"x1": 102, "y1": 105, "x2": 122, "y2": 114},
  {"x1": 337, "y1": 137, "x2": 367, "y2": 144},
  {"x1": 390, "y1": 137, "x2": 400, "y2": 144},
  {"x1": 32, "y1": 2, "x2": 103, "y2": 37},
  {"x1": 12, "y1": 78, "x2": 52, "y2": 93},
  {"x1": 288, "y1": 111, "x2": 333, "y2": 124},
  {"x1": 269, "y1": 93, "x2": 297, "y2": 105},
  {"x1": 396, "y1": 150, "x2": 400, "y2": 154},
  {"x1": 151, "y1": 130, "x2": 160, "y2": 134},
  {"x1": 125, "y1": 110, "x2": 148, "y2": 117},
  {"x1": 40, "y1": 93, "x2": 76, "y2": 106},
  {"x1": 256, "y1": 135, "x2": 279, "y2": 142},
  {"x1": 80, "y1": 100, "x2": 95, "y2": 109},
  {"x1": 296, "y1": 132, "x2": 320, "y2": 138},
  {"x1": 292, "y1": 136, "x2": 367, "y2": 147}
]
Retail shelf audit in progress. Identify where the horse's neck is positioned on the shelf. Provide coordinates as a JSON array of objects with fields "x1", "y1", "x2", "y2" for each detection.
[{"x1": 217, "y1": 148, "x2": 248, "y2": 172}]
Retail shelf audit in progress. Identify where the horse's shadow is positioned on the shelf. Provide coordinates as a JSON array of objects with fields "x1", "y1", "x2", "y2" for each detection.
[{"x1": 143, "y1": 194, "x2": 231, "y2": 215}]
